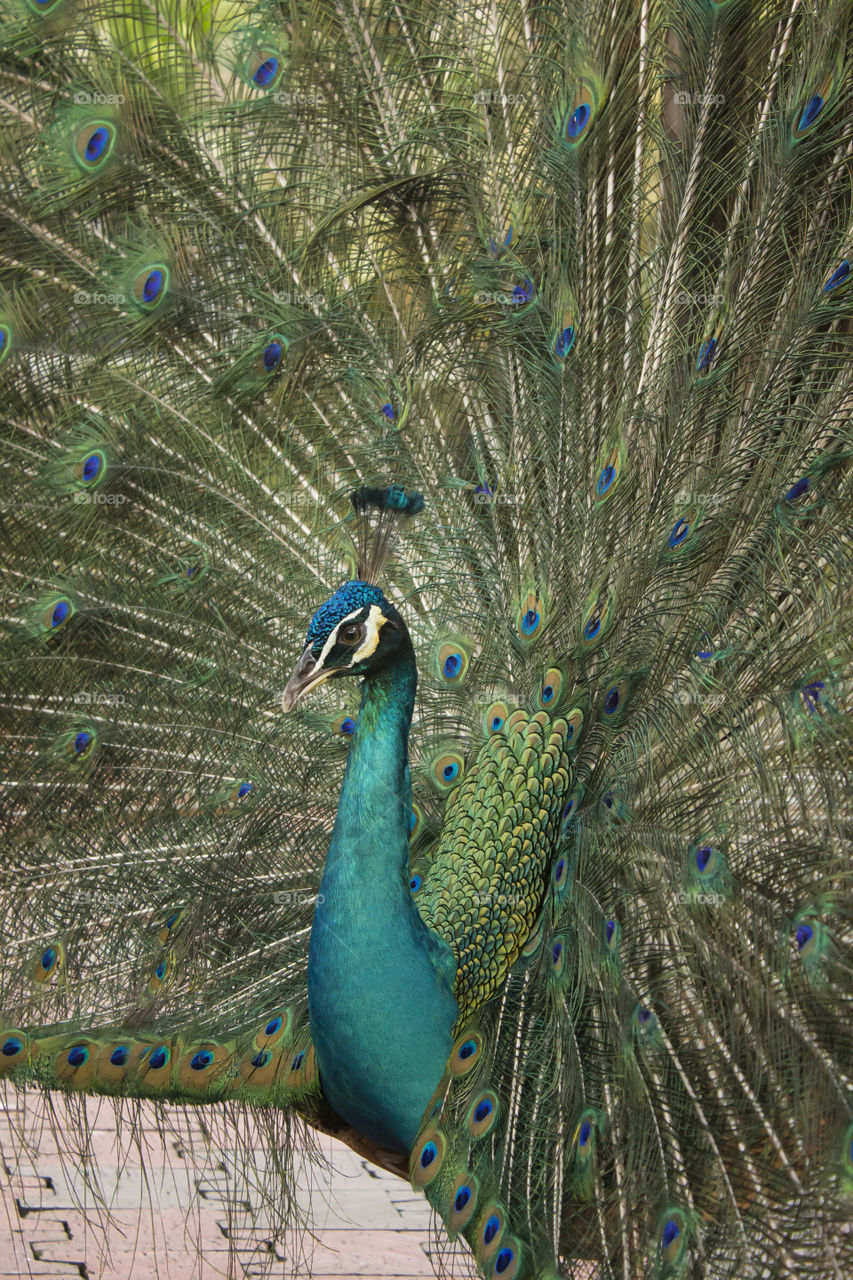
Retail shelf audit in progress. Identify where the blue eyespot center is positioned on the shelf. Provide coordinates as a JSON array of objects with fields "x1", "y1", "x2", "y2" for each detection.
[
  {"x1": 149, "y1": 1047, "x2": 168, "y2": 1070},
  {"x1": 2, "y1": 1038, "x2": 23, "y2": 1057},
  {"x1": 484, "y1": 1214, "x2": 501, "y2": 1244},
  {"x1": 237, "y1": 782, "x2": 252, "y2": 798},
  {"x1": 85, "y1": 126, "x2": 110, "y2": 162},
  {"x1": 142, "y1": 269, "x2": 164, "y2": 304},
  {"x1": 555, "y1": 325, "x2": 575, "y2": 357},
  {"x1": 67, "y1": 1045, "x2": 88, "y2": 1067},
  {"x1": 785, "y1": 477, "x2": 810, "y2": 502},
  {"x1": 555, "y1": 858, "x2": 565, "y2": 881},
  {"x1": 82, "y1": 453, "x2": 102, "y2": 482},
  {"x1": 443, "y1": 762, "x2": 458, "y2": 780},
  {"x1": 491, "y1": 715, "x2": 504, "y2": 731},
  {"x1": 542, "y1": 684, "x2": 554, "y2": 702},
  {"x1": 603, "y1": 687, "x2": 620, "y2": 714},
  {"x1": 606, "y1": 919, "x2": 616, "y2": 943},
  {"x1": 798, "y1": 95, "x2": 824, "y2": 132},
  {"x1": 51, "y1": 601, "x2": 70, "y2": 628},
  {"x1": 251, "y1": 1050, "x2": 271, "y2": 1068},
  {"x1": 521, "y1": 609, "x2": 540, "y2": 634},
  {"x1": 579, "y1": 1119, "x2": 592, "y2": 1146},
  {"x1": 454, "y1": 1185, "x2": 471, "y2": 1212},
  {"x1": 410, "y1": 875, "x2": 422, "y2": 892},
  {"x1": 340, "y1": 716, "x2": 356, "y2": 734},
  {"x1": 291, "y1": 1050, "x2": 305, "y2": 1070},
  {"x1": 420, "y1": 1141, "x2": 437, "y2": 1168},
  {"x1": 662, "y1": 1219, "x2": 680, "y2": 1248},
  {"x1": 459, "y1": 1039, "x2": 477, "y2": 1059},
  {"x1": 796, "y1": 923, "x2": 814, "y2": 950},
  {"x1": 597, "y1": 465, "x2": 614, "y2": 495},
  {"x1": 669, "y1": 519, "x2": 690, "y2": 547},
  {"x1": 381, "y1": 403, "x2": 395, "y2": 419},
  {"x1": 265, "y1": 1017, "x2": 282, "y2": 1036},
  {"x1": 474, "y1": 1099, "x2": 493, "y2": 1123},
  {"x1": 584, "y1": 615, "x2": 601, "y2": 639},
  {"x1": 566, "y1": 102, "x2": 591, "y2": 138},
  {"x1": 41, "y1": 948, "x2": 56, "y2": 970},
  {"x1": 495, "y1": 1248, "x2": 514, "y2": 1274},
  {"x1": 696, "y1": 845, "x2": 712, "y2": 871},
  {"x1": 697, "y1": 337, "x2": 717, "y2": 371},
  {"x1": 74, "y1": 731, "x2": 92, "y2": 755},
  {"x1": 155, "y1": 961, "x2": 166, "y2": 979},
  {"x1": 191, "y1": 1050, "x2": 214, "y2": 1071},
  {"x1": 110, "y1": 1046, "x2": 129, "y2": 1066},
  {"x1": 443, "y1": 653, "x2": 462, "y2": 678},
  {"x1": 253, "y1": 57, "x2": 279, "y2": 87},
  {"x1": 263, "y1": 341, "x2": 283, "y2": 371}
]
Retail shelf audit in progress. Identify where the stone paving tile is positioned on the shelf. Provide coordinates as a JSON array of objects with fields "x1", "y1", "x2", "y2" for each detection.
[{"x1": 0, "y1": 1091, "x2": 440, "y2": 1280}]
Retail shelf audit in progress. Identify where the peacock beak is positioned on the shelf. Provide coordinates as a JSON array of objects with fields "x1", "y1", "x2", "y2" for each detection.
[{"x1": 281, "y1": 646, "x2": 334, "y2": 711}]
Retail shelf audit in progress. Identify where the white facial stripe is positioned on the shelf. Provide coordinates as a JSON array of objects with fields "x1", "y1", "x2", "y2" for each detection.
[
  {"x1": 313, "y1": 606, "x2": 363, "y2": 675},
  {"x1": 351, "y1": 604, "x2": 386, "y2": 664}
]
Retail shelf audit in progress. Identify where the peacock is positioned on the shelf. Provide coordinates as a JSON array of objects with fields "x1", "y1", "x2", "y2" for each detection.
[{"x1": 1, "y1": 0, "x2": 852, "y2": 1276}]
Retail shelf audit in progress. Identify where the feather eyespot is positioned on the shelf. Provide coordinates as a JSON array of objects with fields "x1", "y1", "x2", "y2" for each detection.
[
  {"x1": 132, "y1": 263, "x2": 169, "y2": 311},
  {"x1": 74, "y1": 120, "x2": 116, "y2": 171},
  {"x1": 429, "y1": 751, "x2": 464, "y2": 792},
  {"x1": 594, "y1": 447, "x2": 621, "y2": 501},
  {"x1": 34, "y1": 942, "x2": 63, "y2": 984},
  {"x1": 537, "y1": 667, "x2": 563, "y2": 710},
  {"x1": 409, "y1": 874, "x2": 422, "y2": 892},
  {"x1": 147, "y1": 1046, "x2": 170, "y2": 1071},
  {"x1": 448, "y1": 1173, "x2": 479, "y2": 1231},
  {"x1": 467, "y1": 1090, "x2": 499, "y2": 1138},
  {"x1": 516, "y1": 591, "x2": 546, "y2": 643},
  {"x1": 241, "y1": 48, "x2": 284, "y2": 90},
  {"x1": 660, "y1": 1209, "x2": 688, "y2": 1264},
  {"x1": 0, "y1": 324, "x2": 10, "y2": 364},
  {"x1": 484, "y1": 700, "x2": 510, "y2": 735},
  {"x1": 435, "y1": 637, "x2": 471, "y2": 684},
  {"x1": 599, "y1": 679, "x2": 629, "y2": 723},
  {"x1": 492, "y1": 1240, "x2": 523, "y2": 1278},
  {"x1": 410, "y1": 1126, "x2": 446, "y2": 1186},
  {"x1": 474, "y1": 1204, "x2": 506, "y2": 1265},
  {"x1": 40, "y1": 597, "x2": 74, "y2": 634},
  {"x1": 450, "y1": 1030, "x2": 483, "y2": 1075}
]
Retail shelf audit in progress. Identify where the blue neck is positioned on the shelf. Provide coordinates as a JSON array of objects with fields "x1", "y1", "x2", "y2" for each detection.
[{"x1": 307, "y1": 637, "x2": 458, "y2": 1153}]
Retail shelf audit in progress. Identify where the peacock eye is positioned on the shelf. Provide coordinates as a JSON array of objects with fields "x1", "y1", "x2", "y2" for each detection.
[{"x1": 338, "y1": 623, "x2": 364, "y2": 646}]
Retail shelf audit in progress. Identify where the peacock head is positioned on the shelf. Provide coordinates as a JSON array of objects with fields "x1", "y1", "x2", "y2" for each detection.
[{"x1": 282, "y1": 579, "x2": 407, "y2": 711}]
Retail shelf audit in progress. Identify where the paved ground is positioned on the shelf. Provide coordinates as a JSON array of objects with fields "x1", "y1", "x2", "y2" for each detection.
[{"x1": 0, "y1": 1089, "x2": 452, "y2": 1280}]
